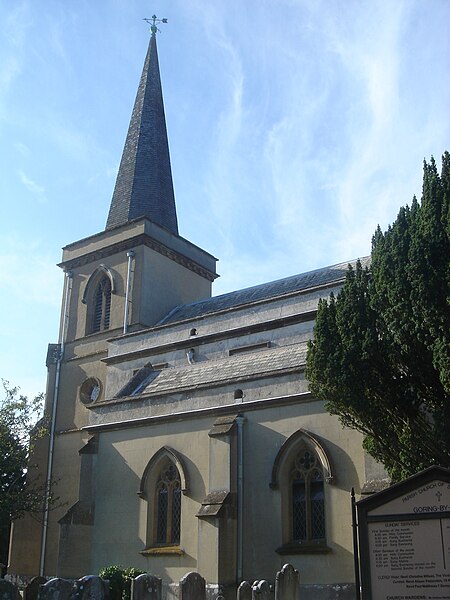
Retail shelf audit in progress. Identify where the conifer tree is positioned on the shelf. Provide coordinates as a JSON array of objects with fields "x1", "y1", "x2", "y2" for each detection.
[{"x1": 306, "y1": 153, "x2": 450, "y2": 481}]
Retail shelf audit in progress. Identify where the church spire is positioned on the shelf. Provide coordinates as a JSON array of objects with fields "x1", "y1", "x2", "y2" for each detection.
[{"x1": 106, "y1": 17, "x2": 178, "y2": 234}]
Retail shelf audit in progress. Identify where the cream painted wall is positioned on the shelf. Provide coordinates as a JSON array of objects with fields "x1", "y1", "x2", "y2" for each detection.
[
  {"x1": 138, "y1": 246, "x2": 212, "y2": 327},
  {"x1": 91, "y1": 419, "x2": 216, "y2": 579},
  {"x1": 241, "y1": 402, "x2": 364, "y2": 583},
  {"x1": 87, "y1": 399, "x2": 365, "y2": 585}
]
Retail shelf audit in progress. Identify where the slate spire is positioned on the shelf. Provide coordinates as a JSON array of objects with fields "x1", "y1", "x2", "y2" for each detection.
[{"x1": 106, "y1": 22, "x2": 178, "y2": 234}]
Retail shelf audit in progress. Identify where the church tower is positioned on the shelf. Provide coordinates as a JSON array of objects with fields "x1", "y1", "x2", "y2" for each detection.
[
  {"x1": 9, "y1": 19, "x2": 376, "y2": 597},
  {"x1": 9, "y1": 18, "x2": 217, "y2": 577}
]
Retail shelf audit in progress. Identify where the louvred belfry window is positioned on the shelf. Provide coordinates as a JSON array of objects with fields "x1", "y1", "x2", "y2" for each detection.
[
  {"x1": 155, "y1": 463, "x2": 181, "y2": 545},
  {"x1": 91, "y1": 277, "x2": 111, "y2": 333},
  {"x1": 291, "y1": 449, "x2": 325, "y2": 542}
]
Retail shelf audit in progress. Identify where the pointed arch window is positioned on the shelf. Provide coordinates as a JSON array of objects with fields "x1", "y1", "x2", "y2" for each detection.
[
  {"x1": 82, "y1": 265, "x2": 116, "y2": 336},
  {"x1": 138, "y1": 447, "x2": 188, "y2": 553},
  {"x1": 155, "y1": 463, "x2": 181, "y2": 545},
  {"x1": 270, "y1": 430, "x2": 332, "y2": 554},
  {"x1": 91, "y1": 277, "x2": 111, "y2": 334},
  {"x1": 291, "y1": 449, "x2": 325, "y2": 542}
]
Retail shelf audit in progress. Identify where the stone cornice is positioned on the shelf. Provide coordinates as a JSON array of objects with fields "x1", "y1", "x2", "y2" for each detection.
[
  {"x1": 58, "y1": 232, "x2": 218, "y2": 282},
  {"x1": 83, "y1": 391, "x2": 314, "y2": 433}
]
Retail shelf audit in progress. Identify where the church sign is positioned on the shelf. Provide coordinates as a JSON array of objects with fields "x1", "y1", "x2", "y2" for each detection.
[{"x1": 356, "y1": 466, "x2": 450, "y2": 600}]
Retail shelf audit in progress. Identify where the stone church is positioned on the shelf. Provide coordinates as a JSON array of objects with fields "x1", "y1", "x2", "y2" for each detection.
[{"x1": 9, "y1": 21, "x2": 384, "y2": 599}]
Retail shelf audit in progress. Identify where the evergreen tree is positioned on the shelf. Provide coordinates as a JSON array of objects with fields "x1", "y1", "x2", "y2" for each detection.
[{"x1": 306, "y1": 153, "x2": 450, "y2": 481}]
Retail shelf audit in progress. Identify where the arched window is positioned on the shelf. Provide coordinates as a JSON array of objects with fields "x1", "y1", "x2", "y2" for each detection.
[
  {"x1": 291, "y1": 448, "x2": 325, "y2": 542},
  {"x1": 91, "y1": 276, "x2": 111, "y2": 333},
  {"x1": 270, "y1": 430, "x2": 332, "y2": 553},
  {"x1": 155, "y1": 462, "x2": 181, "y2": 545},
  {"x1": 139, "y1": 447, "x2": 188, "y2": 551},
  {"x1": 82, "y1": 265, "x2": 116, "y2": 336}
]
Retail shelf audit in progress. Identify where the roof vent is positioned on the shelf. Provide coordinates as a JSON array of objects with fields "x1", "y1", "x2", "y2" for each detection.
[{"x1": 186, "y1": 348, "x2": 196, "y2": 365}]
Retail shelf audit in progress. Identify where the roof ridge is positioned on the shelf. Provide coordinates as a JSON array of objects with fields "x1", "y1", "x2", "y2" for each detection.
[{"x1": 158, "y1": 256, "x2": 370, "y2": 325}]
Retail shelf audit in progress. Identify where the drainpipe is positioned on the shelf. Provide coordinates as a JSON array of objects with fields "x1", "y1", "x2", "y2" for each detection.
[
  {"x1": 235, "y1": 415, "x2": 245, "y2": 583},
  {"x1": 351, "y1": 488, "x2": 361, "y2": 600},
  {"x1": 123, "y1": 250, "x2": 135, "y2": 334},
  {"x1": 39, "y1": 270, "x2": 72, "y2": 576}
]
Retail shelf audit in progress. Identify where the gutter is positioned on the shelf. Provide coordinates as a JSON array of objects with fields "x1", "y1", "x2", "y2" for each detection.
[{"x1": 82, "y1": 391, "x2": 313, "y2": 434}]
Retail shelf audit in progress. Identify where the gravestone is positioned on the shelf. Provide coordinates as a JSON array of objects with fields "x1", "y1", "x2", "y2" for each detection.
[
  {"x1": 24, "y1": 577, "x2": 47, "y2": 600},
  {"x1": 179, "y1": 573, "x2": 205, "y2": 600},
  {"x1": 275, "y1": 564, "x2": 299, "y2": 600},
  {"x1": 37, "y1": 578, "x2": 73, "y2": 600},
  {"x1": 131, "y1": 575, "x2": 161, "y2": 600},
  {"x1": 0, "y1": 580, "x2": 19, "y2": 600},
  {"x1": 237, "y1": 581, "x2": 252, "y2": 600},
  {"x1": 70, "y1": 576, "x2": 109, "y2": 600},
  {"x1": 251, "y1": 581, "x2": 270, "y2": 600}
]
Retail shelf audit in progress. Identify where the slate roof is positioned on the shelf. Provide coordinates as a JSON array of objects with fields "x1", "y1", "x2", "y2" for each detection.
[
  {"x1": 159, "y1": 256, "x2": 370, "y2": 325},
  {"x1": 135, "y1": 343, "x2": 308, "y2": 397},
  {"x1": 106, "y1": 31, "x2": 178, "y2": 234}
]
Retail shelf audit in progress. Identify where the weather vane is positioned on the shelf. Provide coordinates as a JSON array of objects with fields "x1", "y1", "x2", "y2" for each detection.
[{"x1": 143, "y1": 14, "x2": 168, "y2": 36}]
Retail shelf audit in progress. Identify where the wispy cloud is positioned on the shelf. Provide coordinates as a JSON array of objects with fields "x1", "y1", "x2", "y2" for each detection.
[
  {"x1": 18, "y1": 170, "x2": 47, "y2": 203},
  {"x1": 0, "y1": 236, "x2": 61, "y2": 308},
  {"x1": 192, "y1": 0, "x2": 449, "y2": 294},
  {"x1": 13, "y1": 141, "x2": 30, "y2": 156},
  {"x1": 0, "y1": 235, "x2": 60, "y2": 399},
  {"x1": 0, "y1": 0, "x2": 448, "y2": 394},
  {"x1": 192, "y1": 4, "x2": 246, "y2": 251},
  {"x1": 0, "y1": 2, "x2": 32, "y2": 114}
]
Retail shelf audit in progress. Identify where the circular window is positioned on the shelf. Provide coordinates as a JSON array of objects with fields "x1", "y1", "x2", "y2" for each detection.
[{"x1": 79, "y1": 378, "x2": 102, "y2": 405}]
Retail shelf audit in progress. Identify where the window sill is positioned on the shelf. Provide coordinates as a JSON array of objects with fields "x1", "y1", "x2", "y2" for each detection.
[
  {"x1": 276, "y1": 541, "x2": 331, "y2": 555},
  {"x1": 140, "y1": 546, "x2": 184, "y2": 556}
]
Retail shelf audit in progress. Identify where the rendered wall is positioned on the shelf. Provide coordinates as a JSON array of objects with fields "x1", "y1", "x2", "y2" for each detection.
[{"x1": 87, "y1": 398, "x2": 364, "y2": 586}]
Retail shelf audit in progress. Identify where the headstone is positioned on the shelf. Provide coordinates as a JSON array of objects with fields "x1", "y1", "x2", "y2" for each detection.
[
  {"x1": 37, "y1": 579, "x2": 73, "y2": 600},
  {"x1": 131, "y1": 575, "x2": 161, "y2": 600},
  {"x1": 237, "y1": 581, "x2": 251, "y2": 600},
  {"x1": 179, "y1": 573, "x2": 206, "y2": 600},
  {"x1": 251, "y1": 581, "x2": 270, "y2": 600},
  {"x1": 0, "y1": 580, "x2": 19, "y2": 600},
  {"x1": 70, "y1": 576, "x2": 109, "y2": 600},
  {"x1": 24, "y1": 577, "x2": 47, "y2": 600},
  {"x1": 275, "y1": 565, "x2": 299, "y2": 600}
]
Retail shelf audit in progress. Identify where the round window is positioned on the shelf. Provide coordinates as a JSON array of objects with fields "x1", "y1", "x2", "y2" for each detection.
[{"x1": 79, "y1": 378, "x2": 102, "y2": 404}]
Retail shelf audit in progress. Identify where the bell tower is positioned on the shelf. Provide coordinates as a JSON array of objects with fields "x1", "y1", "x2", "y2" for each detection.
[
  {"x1": 8, "y1": 17, "x2": 217, "y2": 578},
  {"x1": 62, "y1": 15, "x2": 217, "y2": 344}
]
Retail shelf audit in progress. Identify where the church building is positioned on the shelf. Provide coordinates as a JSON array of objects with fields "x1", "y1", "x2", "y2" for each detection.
[{"x1": 9, "y1": 19, "x2": 385, "y2": 600}]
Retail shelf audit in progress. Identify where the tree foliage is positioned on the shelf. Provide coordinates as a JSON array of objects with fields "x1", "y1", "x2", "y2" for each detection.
[
  {"x1": 0, "y1": 381, "x2": 47, "y2": 521},
  {"x1": 98, "y1": 565, "x2": 146, "y2": 600},
  {"x1": 0, "y1": 380, "x2": 48, "y2": 566},
  {"x1": 306, "y1": 153, "x2": 450, "y2": 481}
]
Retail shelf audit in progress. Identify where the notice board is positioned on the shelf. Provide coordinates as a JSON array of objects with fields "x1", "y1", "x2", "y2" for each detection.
[{"x1": 357, "y1": 466, "x2": 450, "y2": 600}]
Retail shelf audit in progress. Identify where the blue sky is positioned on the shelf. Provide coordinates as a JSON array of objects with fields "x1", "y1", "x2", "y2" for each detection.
[{"x1": 1, "y1": 0, "x2": 449, "y2": 399}]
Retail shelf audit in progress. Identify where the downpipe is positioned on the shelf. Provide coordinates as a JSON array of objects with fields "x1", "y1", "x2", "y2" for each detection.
[
  {"x1": 236, "y1": 415, "x2": 245, "y2": 583},
  {"x1": 123, "y1": 250, "x2": 135, "y2": 334},
  {"x1": 39, "y1": 270, "x2": 72, "y2": 576}
]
